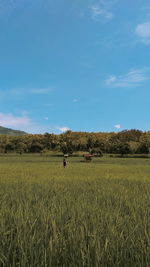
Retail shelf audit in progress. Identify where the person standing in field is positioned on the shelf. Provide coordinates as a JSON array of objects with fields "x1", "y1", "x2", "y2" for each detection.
[{"x1": 63, "y1": 158, "x2": 67, "y2": 168}]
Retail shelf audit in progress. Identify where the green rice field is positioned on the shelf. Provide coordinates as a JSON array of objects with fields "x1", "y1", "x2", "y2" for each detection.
[{"x1": 0, "y1": 155, "x2": 150, "y2": 266}]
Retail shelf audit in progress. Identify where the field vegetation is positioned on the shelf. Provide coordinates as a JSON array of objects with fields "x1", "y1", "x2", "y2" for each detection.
[{"x1": 0, "y1": 155, "x2": 150, "y2": 266}]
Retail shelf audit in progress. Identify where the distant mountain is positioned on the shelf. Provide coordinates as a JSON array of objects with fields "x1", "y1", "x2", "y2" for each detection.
[{"x1": 0, "y1": 126, "x2": 27, "y2": 136}]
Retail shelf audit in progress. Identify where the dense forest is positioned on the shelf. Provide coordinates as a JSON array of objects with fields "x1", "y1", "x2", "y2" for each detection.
[{"x1": 0, "y1": 129, "x2": 150, "y2": 156}]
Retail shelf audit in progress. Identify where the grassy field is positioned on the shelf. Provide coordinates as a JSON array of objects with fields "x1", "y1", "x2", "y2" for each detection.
[{"x1": 0, "y1": 155, "x2": 150, "y2": 267}]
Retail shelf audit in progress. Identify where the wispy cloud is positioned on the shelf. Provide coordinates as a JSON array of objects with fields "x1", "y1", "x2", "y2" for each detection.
[
  {"x1": 90, "y1": 0, "x2": 116, "y2": 22},
  {"x1": 58, "y1": 127, "x2": 70, "y2": 133},
  {"x1": 114, "y1": 124, "x2": 121, "y2": 129},
  {"x1": 105, "y1": 69, "x2": 148, "y2": 88},
  {"x1": 0, "y1": 112, "x2": 64, "y2": 134},
  {"x1": 8, "y1": 87, "x2": 53, "y2": 97},
  {"x1": 91, "y1": 6, "x2": 113, "y2": 21},
  {"x1": 0, "y1": 112, "x2": 31, "y2": 128},
  {"x1": 135, "y1": 22, "x2": 150, "y2": 44}
]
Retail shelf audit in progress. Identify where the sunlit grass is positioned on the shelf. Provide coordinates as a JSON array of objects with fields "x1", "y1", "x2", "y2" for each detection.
[{"x1": 0, "y1": 156, "x2": 150, "y2": 266}]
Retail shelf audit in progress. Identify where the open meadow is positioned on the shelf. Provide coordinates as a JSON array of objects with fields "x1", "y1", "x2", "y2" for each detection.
[{"x1": 0, "y1": 155, "x2": 150, "y2": 267}]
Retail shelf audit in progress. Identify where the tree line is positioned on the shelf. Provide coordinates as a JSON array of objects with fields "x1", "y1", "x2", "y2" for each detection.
[{"x1": 0, "y1": 129, "x2": 150, "y2": 156}]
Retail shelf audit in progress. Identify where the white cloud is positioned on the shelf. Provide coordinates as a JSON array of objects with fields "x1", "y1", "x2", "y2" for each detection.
[
  {"x1": 90, "y1": 0, "x2": 116, "y2": 22},
  {"x1": 44, "y1": 117, "x2": 49, "y2": 120},
  {"x1": 0, "y1": 112, "x2": 52, "y2": 134},
  {"x1": 114, "y1": 124, "x2": 121, "y2": 129},
  {"x1": 91, "y1": 6, "x2": 104, "y2": 16},
  {"x1": 135, "y1": 22, "x2": 150, "y2": 44},
  {"x1": 0, "y1": 113, "x2": 30, "y2": 128},
  {"x1": 91, "y1": 6, "x2": 113, "y2": 21},
  {"x1": 58, "y1": 127, "x2": 70, "y2": 133},
  {"x1": 105, "y1": 69, "x2": 147, "y2": 88},
  {"x1": 0, "y1": 112, "x2": 72, "y2": 134}
]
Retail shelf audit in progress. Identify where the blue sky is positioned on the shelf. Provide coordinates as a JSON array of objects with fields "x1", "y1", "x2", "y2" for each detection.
[{"x1": 0, "y1": 0, "x2": 150, "y2": 133}]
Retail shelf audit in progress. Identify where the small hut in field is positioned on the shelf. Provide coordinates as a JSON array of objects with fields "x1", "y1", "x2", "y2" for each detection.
[{"x1": 83, "y1": 154, "x2": 92, "y2": 162}]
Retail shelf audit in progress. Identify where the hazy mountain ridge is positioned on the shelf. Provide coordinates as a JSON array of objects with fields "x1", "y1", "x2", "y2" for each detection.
[{"x1": 0, "y1": 126, "x2": 27, "y2": 136}]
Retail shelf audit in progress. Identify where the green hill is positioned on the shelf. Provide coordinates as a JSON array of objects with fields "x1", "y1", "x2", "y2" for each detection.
[{"x1": 0, "y1": 126, "x2": 27, "y2": 136}]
